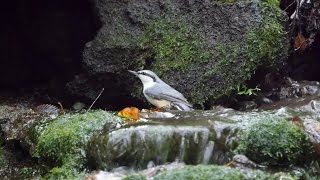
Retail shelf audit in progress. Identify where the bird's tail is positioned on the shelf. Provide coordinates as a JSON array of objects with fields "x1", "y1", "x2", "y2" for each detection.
[{"x1": 172, "y1": 102, "x2": 193, "y2": 111}]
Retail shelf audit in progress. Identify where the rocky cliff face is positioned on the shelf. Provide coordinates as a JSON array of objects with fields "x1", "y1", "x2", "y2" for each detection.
[{"x1": 67, "y1": 0, "x2": 288, "y2": 108}]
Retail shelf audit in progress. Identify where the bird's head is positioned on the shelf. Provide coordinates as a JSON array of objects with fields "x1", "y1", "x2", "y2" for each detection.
[{"x1": 128, "y1": 70, "x2": 160, "y2": 85}]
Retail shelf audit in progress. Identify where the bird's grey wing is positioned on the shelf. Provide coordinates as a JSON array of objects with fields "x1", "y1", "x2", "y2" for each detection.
[
  {"x1": 144, "y1": 83, "x2": 191, "y2": 105},
  {"x1": 171, "y1": 102, "x2": 193, "y2": 111}
]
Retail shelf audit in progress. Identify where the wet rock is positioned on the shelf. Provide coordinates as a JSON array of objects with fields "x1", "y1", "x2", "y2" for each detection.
[
  {"x1": 270, "y1": 78, "x2": 320, "y2": 100},
  {"x1": 0, "y1": 102, "x2": 49, "y2": 155},
  {"x1": 295, "y1": 99, "x2": 320, "y2": 119},
  {"x1": 302, "y1": 118, "x2": 320, "y2": 157},
  {"x1": 300, "y1": 85, "x2": 320, "y2": 96},
  {"x1": 229, "y1": 154, "x2": 266, "y2": 169},
  {"x1": 84, "y1": 170, "x2": 125, "y2": 180},
  {"x1": 139, "y1": 111, "x2": 175, "y2": 119},
  {"x1": 0, "y1": 99, "x2": 45, "y2": 179},
  {"x1": 34, "y1": 104, "x2": 60, "y2": 119},
  {"x1": 141, "y1": 161, "x2": 185, "y2": 178},
  {"x1": 0, "y1": 140, "x2": 41, "y2": 180},
  {"x1": 85, "y1": 161, "x2": 185, "y2": 180},
  {"x1": 238, "y1": 101, "x2": 258, "y2": 111},
  {"x1": 72, "y1": 101, "x2": 86, "y2": 112},
  {"x1": 303, "y1": 118, "x2": 320, "y2": 144},
  {"x1": 279, "y1": 86, "x2": 300, "y2": 99},
  {"x1": 256, "y1": 96, "x2": 273, "y2": 105},
  {"x1": 278, "y1": 77, "x2": 301, "y2": 99}
]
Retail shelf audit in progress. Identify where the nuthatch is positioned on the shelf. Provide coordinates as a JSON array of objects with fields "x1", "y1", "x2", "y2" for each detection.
[{"x1": 129, "y1": 70, "x2": 193, "y2": 111}]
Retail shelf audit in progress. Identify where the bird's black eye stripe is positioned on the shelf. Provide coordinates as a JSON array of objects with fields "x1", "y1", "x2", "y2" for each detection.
[{"x1": 138, "y1": 72, "x2": 156, "y2": 82}]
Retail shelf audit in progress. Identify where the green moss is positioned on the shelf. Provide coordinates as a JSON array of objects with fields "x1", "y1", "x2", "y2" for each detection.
[
  {"x1": 236, "y1": 119, "x2": 312, "y2": 166},
  {"x1": 34, "y1": 110, "x2": 123, "y2": 178},
  {"x1": 298, "y1": 161, "x2": 320, "y2": 180},
  {"x1": 246, "y1": 2, "x2": 286, "y2": 67},
  {"x1": 101, "y1": 23, "x2": 140, "y2": 48},
  {"x1": 140, "y1": 18, "x2": 210, "y2": 76},
  {"x1": 212, "y1": 0, "x2": 238, "y2": 4},
  {"x1": 261, "y1": 0, "x2": 280, "y2": 7},
  {"x1": 123, "y1": 174, "x2": 146, "y2": 180},
  {"x1": 44, "y1": 162, "x2": 86, "y2": 180},
  {"x1": 19, "y1": 167, "x2": 36, "y2": 179},
  {"x1": 153, "y1": 165, "x2": 293, "y2": 180},
  {"x1": 198, "y1": 1, "x2": 287, "y2": 104}
]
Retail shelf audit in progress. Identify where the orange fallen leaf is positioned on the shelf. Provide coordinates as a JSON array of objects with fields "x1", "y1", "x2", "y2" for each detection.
[{"x1": 117, "y1": 107, "x2": 140, "y2": 120}]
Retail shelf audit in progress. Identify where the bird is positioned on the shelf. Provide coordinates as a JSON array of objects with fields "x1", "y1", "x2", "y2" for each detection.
[{"x1": 128, "y1": 70, "x2": 193, "y2": 111}]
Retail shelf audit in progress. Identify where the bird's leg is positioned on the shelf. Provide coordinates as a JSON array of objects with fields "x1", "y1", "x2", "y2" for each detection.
[
  {"x1": 150, "y1": 107, "x2": 162, "y2": 111},
  {"x1": 151, "y1": 105, "x2": 171, "y2": 112}
]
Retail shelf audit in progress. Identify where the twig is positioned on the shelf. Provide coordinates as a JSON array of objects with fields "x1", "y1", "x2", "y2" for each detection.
[
  {"x1": 290, "y1": 0, "x2": 305, "y2": 19},
  {"x1": 284, "y1": 0, "x2": 297, "y2": 11},
  {"x1": 58, "y1": 102, "x2": 65, "y2": 115},
  {"x1": 87, "y1": 88, "x2": 105, "y2": 112}
]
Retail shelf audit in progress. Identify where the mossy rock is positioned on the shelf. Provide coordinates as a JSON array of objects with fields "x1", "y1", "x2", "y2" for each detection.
[
  {"x1": 152, "y1": 165, "x2": 293, "y2": 180},
  {"x1": 236, "y1": 119, "x2": 312, "y2": 166},
  {"x1": 139, "y1": 1, "x2": 287, "y2": 107},
  {"x1": 80, "y1": 0, "x2": 289, "y2": 108},
  {"x1": 34, "y1": 110, "x2": 123, "y2": 179}
]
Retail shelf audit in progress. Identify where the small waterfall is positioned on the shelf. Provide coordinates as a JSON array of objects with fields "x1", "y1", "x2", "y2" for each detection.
[
  {"x1": 203, "y1": 141, "x2": 214, "y2": 164},
  {"x1": 87, "y1": 122, "x2": 238, "y2": 170}
]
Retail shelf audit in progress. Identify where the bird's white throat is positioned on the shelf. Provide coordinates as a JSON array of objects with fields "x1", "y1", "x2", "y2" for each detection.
[{"x1": 142, "y1": 81, "x2": 157, "y2": 90}]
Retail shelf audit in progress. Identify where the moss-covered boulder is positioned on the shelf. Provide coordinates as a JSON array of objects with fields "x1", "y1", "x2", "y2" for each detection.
[
  {"x1": 236, "y1": 118, "x2": 312, "y2": 166},
  {"x1": 33, "y1": 110, "x2": 123, "y2": 179},
  {"x1": 68, "y1": 0, "x2": 289, "y2": 108}
]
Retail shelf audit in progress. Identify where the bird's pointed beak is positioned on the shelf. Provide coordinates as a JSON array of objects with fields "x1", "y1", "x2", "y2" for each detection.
[{"x1": 128, "y1": 70, "x2": 138, "y2": 77}]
